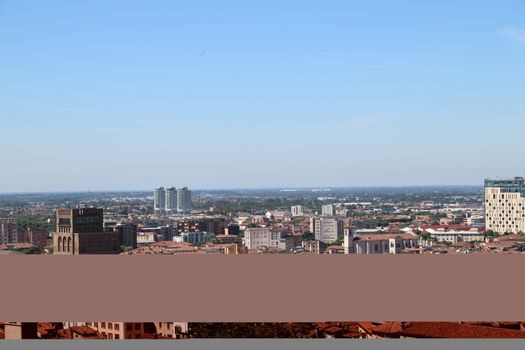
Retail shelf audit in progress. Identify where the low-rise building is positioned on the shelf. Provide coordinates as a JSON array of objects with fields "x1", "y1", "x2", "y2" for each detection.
[
  {"x1": 425, "y1": 229, "x2": 484, "y2": 244},
  {"x1": 173, "y1": 231, "x2": 214, "y2": 244},
  {"x1": 244, "y1": 228, "x2": 288, "y2": 250},
  {"x1": 344, "y1": 231, "x2": 418, "y2": 254}
]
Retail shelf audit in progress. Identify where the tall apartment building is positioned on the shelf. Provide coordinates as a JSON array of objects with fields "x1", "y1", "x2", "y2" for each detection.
[
  {"x1": 53, "y1": 208, "x2": 119, "y2": 254},
  {"x1": 177, "y1": 187, "x2": 192, "y2": 214},
  {"x1": 154, "y1": 187, "x2": 166, "y2": 212},
  {"x1": 311, "y1": 216, "x2": 343, "y2": 244},
  {"x1": 0, "y1": 218, "x2": 18, "y2": 244},
  {"x1": 165, "y1": 187, "x2": 178, "y2": 212},
  {"x1": 154, "y1": 186, "x2": 192, "y2": 214},
  {"x1": 291, "y1": 205, "x2": 304, "y2": 216},
  {"x1": 321, "y1": 204, "x2": 335, "y2": 216},
  {"x1": 485, "y1": 177, "x2": 525, "y2": 234}
]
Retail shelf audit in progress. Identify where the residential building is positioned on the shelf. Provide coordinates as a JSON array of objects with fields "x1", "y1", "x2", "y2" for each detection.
[
  {"x1": 224, "y1": 224, "x2": 240, "y2": 235},
  {"x1": 112, "y1": 223, "x2": 138, "y2": 248},
  {"x1": 0, "y1": 218, "x2": 17, "y2": 244},
  {"x1": 27, "y1": 228, "x2": 49, "y2": 251},
  {"x1": 291, "y1": 205, "x2": 304, "y2": 216},
  {"x1": 173, "y1": 231, "x2": 214, "y2": 244},
  {"x1": 321, "y1": 204, "x2": 335, "y2": 216},
  {"x1": 177, "y1": 187, "x2": 192, "y2": 214},
  {"x1": 485, "y1": 177, "x2": 525, "y2": 234},
  {"x1": 244, "y1": 227, "x2": 288, "y2": 250},
  {"x1": 425, "y1": 229, "x2": 484, "y2": 244},
  {"x1": 84, "y1": 322, "x2": 146, "y2": 340},
  {"x1": 311, "y1": 217, "x2": 343, "y2": 244},
  {"x1": 154, "y1": 322, "x2": 189, "y2": 339},
  {"x1": 137, "y1": 232, "x2": 158, "y2": 244},
  {"x1": 141, "y1": 226, "x2": 173, "y2": 241},
  {"x1": 52, "y1": 208, "x2": 119, "y2": 255},
  {"x1": 165, "y1": 187, "x2": 178, "y2": 213},
  {"x1": 154, "y1": 187, "x2": 166, "y2": 212}
]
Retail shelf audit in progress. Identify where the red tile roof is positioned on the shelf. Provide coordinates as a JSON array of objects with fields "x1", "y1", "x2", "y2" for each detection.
[{"x1": 400, "y1": 322, "x2": 525, "y2": 338}]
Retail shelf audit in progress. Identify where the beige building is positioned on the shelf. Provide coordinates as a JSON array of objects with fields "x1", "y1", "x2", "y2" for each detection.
[
  {"x1": 244, "y1": 228, "x2": 287, "y2": 250},
  {"x1": 83, "y1": 322, "x2": 146, "y2": 339},
  {"x1": 485, "y1": 177, "x2": 525, "y2": 234},
  {"x1": 154, "y1": 322, "x2": 189, "y2": 339},
  {"x1": 4, "y1": 322, "x2": 38, "y2": 339}
]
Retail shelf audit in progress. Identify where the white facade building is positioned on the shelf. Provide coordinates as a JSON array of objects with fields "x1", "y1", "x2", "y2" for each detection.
[
  {"x1": 165, "y1": 187, "x2": 178, "y2": 213},
  {"x1": 177, "y1": 187, "x2": 192, "y2": 214},
  {"x1": 321, "y1": 204, "x2": 335, "y2": 216},
  {"x1": 173, "y1": 231, "x2": 214, "y2": 244},
  {"x1": 311, "y1": 217, "x2": 343, "y2": 244},
  {"x1": 426, "y1": 229, "x2": 484, "y2": 244},
  {"x1": 291, "y1": 205, "x2": 304, "y2": 216},
  {"x1": 154, "y1": 187, "x2": 166, "y2": 212},
  {"x1": 485, "y1": 177, "x2": 525, "y2": 234}
]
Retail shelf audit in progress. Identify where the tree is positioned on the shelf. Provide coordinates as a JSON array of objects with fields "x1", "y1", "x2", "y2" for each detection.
[
  {"x1": 484, "y1": 230, "x2": 499, "y2": 238},
  {"x1": 301, "y1": 231, "x2": 316, "y2": 242},
  {"x1": 120, "y1": 246, "x2": 134, "y2": 253}
]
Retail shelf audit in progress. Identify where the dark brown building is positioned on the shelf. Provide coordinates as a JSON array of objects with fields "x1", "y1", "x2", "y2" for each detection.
[
  {"x1": 28, "y1": 228, "x2": 49, "y2": 251},
  {"x1": 111, "y1": 223, "x2": 138, "y2": 249},
  {"x1": 53, "y1": 208, "x2": 119, "y2": 255}
]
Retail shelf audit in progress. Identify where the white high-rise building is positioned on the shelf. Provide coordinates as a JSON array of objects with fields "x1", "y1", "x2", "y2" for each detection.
[
  {"x1": 177, "y1": 187, "x2": 192, "y2": 214},
  {"x1": 165, "y1": 187, "x2": 178, "y2": 213},
  {"x1": 291, "y1": 205, "x2": 304, "y2": 216},
  {"x1": 485, "y1": 177, "x2": 525, "y2": 234},
  {"x1": 311, "y1": 216, "x2": 343, "y2": 244},
  {"x1": 321, "y1": 204, "x2": 335, "y2": 216},
  {"x1": 154, "y1": 187, "x2": 166, "y2": 212}
]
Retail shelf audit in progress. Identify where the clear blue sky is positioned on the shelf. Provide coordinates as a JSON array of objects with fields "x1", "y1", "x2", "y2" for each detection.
[{"x1": 1, "y1": 0, "x2": 525, "y2": 191}]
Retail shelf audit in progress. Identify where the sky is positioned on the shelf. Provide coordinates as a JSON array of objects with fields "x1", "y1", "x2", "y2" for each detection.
[{"x1": 1, "y1": 0, "x2": 525, "y2": 192}]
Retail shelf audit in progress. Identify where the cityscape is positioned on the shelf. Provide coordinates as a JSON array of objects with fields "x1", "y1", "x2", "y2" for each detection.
[
  {"x1": 2, "y1": 177, "x2": 525, "y2": 257},
  {"x1": 1, "y1": 0, "x2": 524, "y2": 347},
  {"x1": 3, "y1": 178, "x2": 525, "y2": 339}
]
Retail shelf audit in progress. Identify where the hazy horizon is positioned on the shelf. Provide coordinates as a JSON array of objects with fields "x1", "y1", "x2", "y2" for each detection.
[
  {"x1": 2, "y1": 0, "x2": 525, "y2": 192},
  {"x1": 0, "y1": 183, "x2": 486, "y2": 195}
]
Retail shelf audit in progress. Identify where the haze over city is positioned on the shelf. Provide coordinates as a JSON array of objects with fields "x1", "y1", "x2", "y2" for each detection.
[{"x1": 1, "y1": 0, "x2": 525, "y2": 192}]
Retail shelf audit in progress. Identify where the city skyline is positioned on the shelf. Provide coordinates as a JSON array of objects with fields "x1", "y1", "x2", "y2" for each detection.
[{"x1": 2, "y1": 0, "x2": 525, "y2": 191}]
